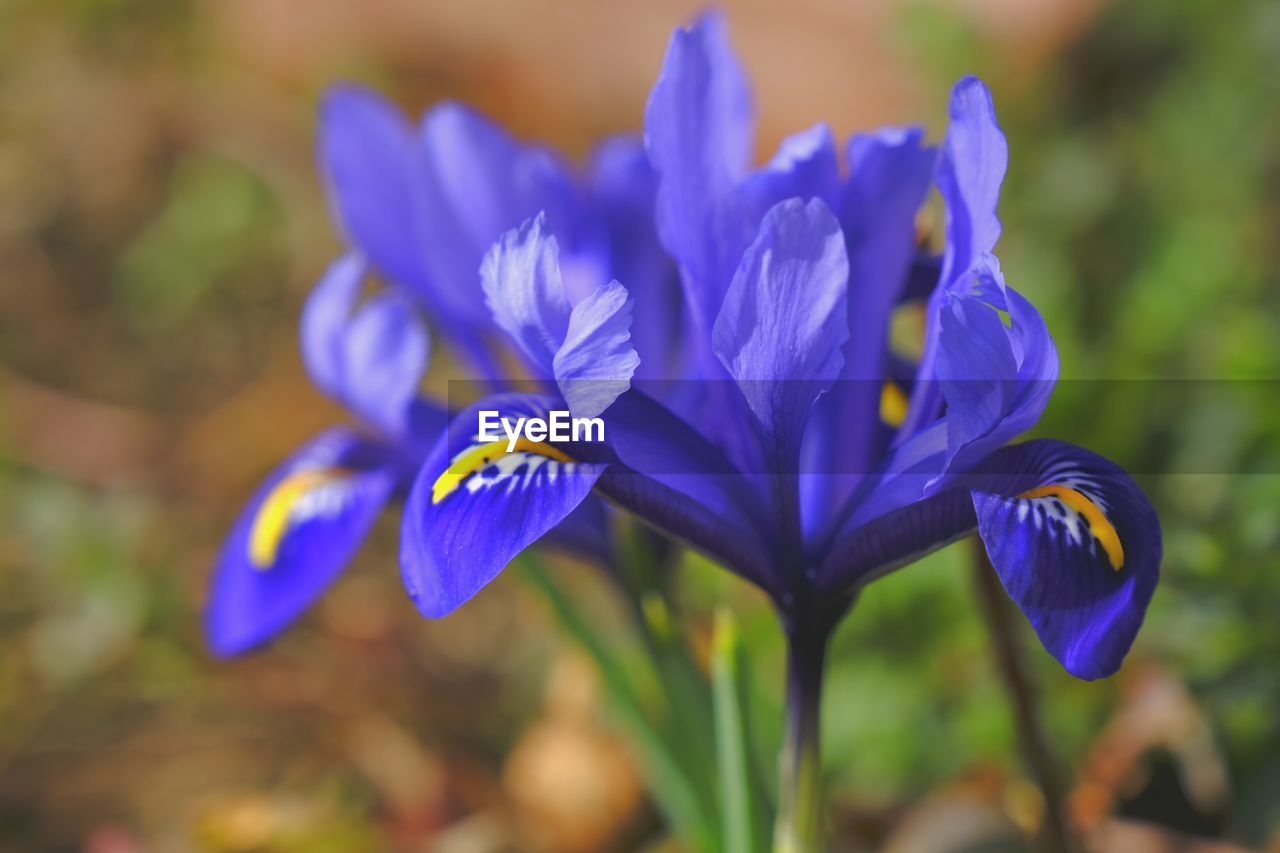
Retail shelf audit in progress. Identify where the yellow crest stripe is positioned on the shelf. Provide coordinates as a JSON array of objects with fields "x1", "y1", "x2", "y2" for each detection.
[
  {"x1": 248, "y1": 468, "x2": 342, "y2": 569},
  {"x1": 1017, "y1": 484, "x2": 1125, "y2": 570},
  {"x1": 431, "y1": 439, "x2": 574, "y2": 505}
]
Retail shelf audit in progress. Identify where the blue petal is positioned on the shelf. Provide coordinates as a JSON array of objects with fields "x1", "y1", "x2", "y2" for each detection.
[
  {"x1": 342, "y1": 293, "x2": 431, "y2": 438},
  {"x1": 600, "y1": 390, "x2": 778, "y2": 590},
  {"x1": 818, "y1": 439, "x2": 1159, "y2": 682},
  {"x1": 419, "y1": 103, "x2": 581, "y2": 330},
  {"x1": 319, "y1": 86, "x2": 428, "y2": 294},
  {"x1": 206, "y1": 430, "x2": 399, "y2": 657},
  {"x1": 400, "y1": 395, "x2": 606, "y2": 618},
  {"x1": 838, "y1": 128, "x2": 936, "y2": 386},
  {"x1": 900, "y1": 76, "x2": 1010, "y2": 436},
  {"x1": 541, "y1": 495, "x2": 613, "y2": 565},
  {"x1": 712, "y1": 197, "x2": 849, "y2": 460},
  {"x1": 645, "y1": 11, "x2": 754, "y2": 329},
  {"x1": 801, "y1": 127, "x2": 935, "y2": 535},
  {"x1": 739, "y1": 123, "x2": 841, "y2": 219},
  {"x1": 301, "y1": 253, "x2": 430, "y2": 438},
  {"x1": 935, "y1": 255, "x2": 1058, "y2": 479},
  {"x1": 553, "y1": 280, "x2": 640, "y2": 419},
  {"x1": 972, "y1": 440, "x2": 1161, "y2": 680},
  {"x1": 301, "y1": 252, "x2": 364, "y2": 397},
  {"x1": 589, "y1": 135, "x2": 685, "y2": 379},
  {"x1": 937, "y1": 77, "x2": 1008, "y2": 288},
  {"x1": 480, "y1": 213, "x2": 571, "y2": 376}
]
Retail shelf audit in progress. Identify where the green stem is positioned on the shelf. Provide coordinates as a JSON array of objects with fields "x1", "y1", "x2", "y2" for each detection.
[
  {"x1": 970, "y1": 539, "x2": 1076, "y2": 853},
  {"x1": 773, "y1": 618, "x2": 830, "y2": 853}
]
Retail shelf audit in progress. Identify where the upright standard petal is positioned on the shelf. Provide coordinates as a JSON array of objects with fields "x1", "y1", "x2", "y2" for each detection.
[
  {"x1": 936, "y1": 77, "x2": 1008, "y2": 287},
  {"x1": 419, "y1": 104, "x2": 581, "y2": 329},
  {"x1": 971, "y1": 440, "x2": 1161, "y2": 680},
  {"x1": 645, "y1": 11, "x2": 754, "y2": 328},
  {"x1": 301, "y1": 254, "x2": 430, "y2": 438},
  {"x1": 738, "y1": 123, "x2": 841, "y2": 221},
  {"x1": 900, "y1": 77, "x2": 1010, "y2": 436},
  {"x1": 319, "y1": 87, "x2": 428, "y2": 294},
  {"x1": 301, "y1": 252, "x2": 365, "y2": 397},
  {"x1": 589, "y1": 135, "x2": 684, "y2": 379},
  {"x1": 934, "y1": 255, "x2": 1058, "y2": 479},
  {"x1": 552, "y1": 280, "x2": 641, "y2": 419},
  {"x1": 712, "y1": 197, "x2": 849, "y2": 461},
  {"x1": 480, "y1": 213, "x2": 571, "y2": 375},
  {"x1": 206, "y1": 430, "x2": 400, "y2": 657},
  {"x1": 341, "y1": 293, "x2": 431, "y2": 438},
  {"x1": 401, "y1": 395, "x2": 607, "y2": 618},
  {"x1": 801, "y1": 127, "x2": 935, "y2": 536}
]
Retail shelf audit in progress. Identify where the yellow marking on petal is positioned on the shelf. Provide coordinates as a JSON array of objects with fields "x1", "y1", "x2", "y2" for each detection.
[
  {"x1": 1018, "y1": 484, "x2": 1124, "y2": 570},
  {"x1": 431, "y1": 439, "x2": 574, "y2": 505},
  {"x1": 248, "y1": 468, "x2": 344, "y2": 570},
  {"x1": 880, "y1": 381, "x2": 909, "y2": 428}
]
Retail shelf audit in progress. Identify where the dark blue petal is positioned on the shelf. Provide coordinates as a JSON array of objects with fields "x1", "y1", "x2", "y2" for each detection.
[
  {"x1": 400, "y1": 395, "x2": 606, "y2": 618},
  {"x1": 600, "y1": 390, "x2": 778, "y2": 589},
  {"x1": 645, "y1": 11, "x2": 754, "y2": 330},
  {"x1": 206, "y1": 430, "x2": 399, "y2": 657},
  {"x1": 319, "y1": 86, "x2": 429, "y2": 294},
  {"x1": 712, "y1": 197, "x2": 849, "y2": 462},
  {"x1": 541, "y1": 495, "x2": 613, "y2": 566},
  {"x1": 818, "y1": 440, "x2": 1159, "y2": 681},
  {"x1": 972, "y1": 440, "x2": 1161, "y2": 680},
  {"x1": 480, "y1": 213, "x2": 570, "y2": 375},
  {"x1": 301, "y1": 253, "x2": 429, "y2": 438},
  {"x1": 825, "y1": 418, "x2": 948, "y2": 549},
  {"x1": 553, "y1": 280, "x2": 640, "y2": 419}
]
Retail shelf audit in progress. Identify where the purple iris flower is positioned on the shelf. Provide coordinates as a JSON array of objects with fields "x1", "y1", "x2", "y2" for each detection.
[
  {"x1": 207, "y1": 89, "x2": 682, "y2": 655},
  {"x1": 403, "y1": 13, "x2": 1161, "y2": 684},
  {"x1": 205, "y1": 255, "x2": 443, "y2": 657}
]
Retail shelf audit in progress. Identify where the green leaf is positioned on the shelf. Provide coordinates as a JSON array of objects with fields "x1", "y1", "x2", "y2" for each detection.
[
  {"x1": 712, "y1": 608, "x2": 769, "y2": 853},
  {"x1": 519, "y1": 554, "x2": 720, "y2": 850}
]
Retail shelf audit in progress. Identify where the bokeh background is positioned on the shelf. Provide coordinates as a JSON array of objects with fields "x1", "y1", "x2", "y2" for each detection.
[{"x1": 2, "y1": 0, "x2": 1279, "y2": 850}]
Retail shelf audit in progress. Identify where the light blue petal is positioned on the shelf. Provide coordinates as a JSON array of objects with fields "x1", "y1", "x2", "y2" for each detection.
[
  {"x1": 300, "y1": 253, "x2": 429, "y2": 438},
  {"x1": 319, "y1": 86, "x2": 428, "y2": 293},
  {"x1": 739, "y1": 123, "x2": 841, "y2": 219},
  {"x1": 937, "y1": 77, "x2": 1008, "y2": 286},
  {"x1": 480, "y1": 213, "x2": 571, "y2": 375},
  {"x1": 900, "y1": 76, "x2": 1010, "y2": 437},
  {"x1": 645, "y1": 11, "x2": 754, "y2": 330},
  {"x1": 935, "y1": 255, "x2": 1058, "y2": 479},
  {"x1": 419, "y1": 104, "x2": 581, "y2": 329},
  {"x1": 342, "y1": 293, "x2": 430, "y2": 438},
  {"x1": 301, "y1": 252, "x2": 364, "y2": 398},
  {"x1": 712, "y1": 197, "x2": 849, "y2": 458},
  {"x1": 552, "y1": 280, "x2": 640, "y2": 419}
]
